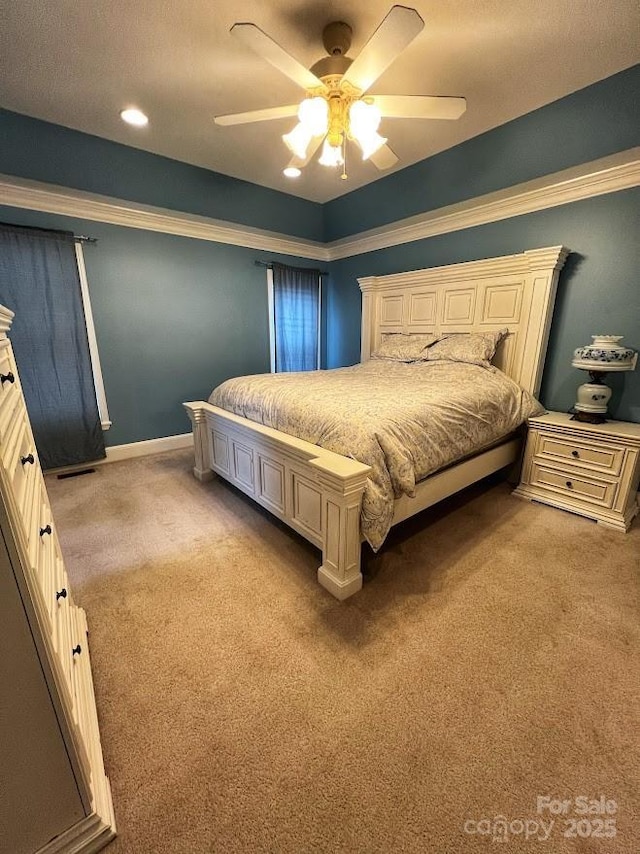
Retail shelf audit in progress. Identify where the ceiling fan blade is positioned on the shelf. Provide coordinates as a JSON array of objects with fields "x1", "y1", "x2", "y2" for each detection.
[
  {"x1": 366, "y1": 143, "x2": 399, "y2": 170},
  {"x1": 341, "y1": 6, "x2": 424, "y2": 95},
  {"x1": 215, "y1": 104, "x2": 300, "y2": 126},
  {"x1": 372, "y1": 94, "x2": 467, "y2": 120},
  {"x1": 231, "y1": 23, "x2": 326, "y2": 92},
  {"x1": 287, "y1": 135, "x2": 324, "y2": 168}
]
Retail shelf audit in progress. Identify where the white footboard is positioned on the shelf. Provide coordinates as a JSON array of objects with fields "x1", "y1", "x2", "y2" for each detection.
[{"x1": 184, "y1": 402, "x2": 371, "y2": 600}]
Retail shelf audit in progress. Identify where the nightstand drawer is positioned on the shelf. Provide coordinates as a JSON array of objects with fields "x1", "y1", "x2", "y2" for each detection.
[
  {"x1": 535, "y1": 432, "x2": 624, "y2": 475},
  {"x1": 530, "y1": 462, "x2": 617, "y2": 509}
]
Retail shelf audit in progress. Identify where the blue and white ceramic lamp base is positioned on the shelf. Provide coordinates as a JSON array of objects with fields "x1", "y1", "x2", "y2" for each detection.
[{"x1": 571, "y1": 336, "x2": 637, "y2": 423}]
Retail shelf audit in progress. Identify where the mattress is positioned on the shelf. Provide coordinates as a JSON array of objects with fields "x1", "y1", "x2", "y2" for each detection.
[{"x1": 209, "y1": 360, "x2": 544, "y2": 549}]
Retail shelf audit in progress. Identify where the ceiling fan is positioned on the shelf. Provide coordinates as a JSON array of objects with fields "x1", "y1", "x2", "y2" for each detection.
[{"x1": 215, "y1": 5, "x2": 467, "y2": 180}]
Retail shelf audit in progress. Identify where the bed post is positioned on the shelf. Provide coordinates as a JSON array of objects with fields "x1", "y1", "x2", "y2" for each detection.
[
  {"x1": 184, "y1": 402, "x2": 214, "y2": 482},
  {"x1": 310, "y1": 458, "x2": 370, "y2": 600}
]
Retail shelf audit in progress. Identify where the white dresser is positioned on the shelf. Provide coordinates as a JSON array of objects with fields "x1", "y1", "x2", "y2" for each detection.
[{"x1": 0, "y1": 305, "x2": 115, "y2": 853}]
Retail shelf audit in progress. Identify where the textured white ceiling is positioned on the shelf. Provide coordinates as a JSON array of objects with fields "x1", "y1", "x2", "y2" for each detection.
[{"x1": 1, "y1": 1, "x2": 638, "y2": 203}]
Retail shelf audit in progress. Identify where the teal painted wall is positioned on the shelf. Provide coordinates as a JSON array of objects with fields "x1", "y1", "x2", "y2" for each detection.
[
  {"x1": 0, "y1": 206, "x2": 321, "y2": 445},
  {"x1": 0, "y1": 111, "x2": 325, "y2": 447},
  {"x1": 326, "y1": 189, "x2": 640, "y2": 423},
  {"x1": 325, "y1": 64, "x2": 640, "y2": 423},
  {"x1": 324, "y1": 64, "x2": 640, "y2": 241},
  {"x1": 0, "y1": 65, "x2": 638, "y2": 448},
  {"x1": 0, "y1": 109, "x2": 324, "y2": 241}
]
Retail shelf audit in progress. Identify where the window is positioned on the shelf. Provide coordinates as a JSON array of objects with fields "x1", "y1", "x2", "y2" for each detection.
[{"x1": 267, "y1": 263, "x2": 321, "y2": 372}]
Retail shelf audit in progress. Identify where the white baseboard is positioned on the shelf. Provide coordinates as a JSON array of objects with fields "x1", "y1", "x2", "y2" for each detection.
[
  {"x1": 105, "y1": 432, "x2": 193, "y2": 462},
  {"x1": 46, "y1": 433, "x2": 193, "y2": 475}
]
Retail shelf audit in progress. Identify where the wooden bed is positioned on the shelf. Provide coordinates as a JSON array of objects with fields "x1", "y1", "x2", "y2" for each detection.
[{"x1": 185, "y1": 246, "x2": 569, "y2": 599}]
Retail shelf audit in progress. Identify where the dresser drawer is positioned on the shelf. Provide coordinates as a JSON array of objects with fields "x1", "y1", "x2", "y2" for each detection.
[
  {"x1": 69, "y1": 606, "x2": 94, "y2": 749},
  {"x1": 3, "y1": 411, "x2": 36, "y2": 503},
  {"x1": 38, "y1": 524, "x2": 67, "y2": 623},
  {"x1": 16, "y1": 440, "x2": 40, "y2": 530},
  {"x1": 53, "y1": 579, "x2": 75, "y2": 690},
  {"x1": 534, "y1": 431, "x2": 624, "y2": 476},
  {"x1": 27, "y1": 482, "x2": 54, "y2": 572},
  {"x1": 529, "y1": 461, "x2": 618, "y2": 509},
  {"x1": 0, "y1": 377, "x2": 22, "y2": 442},
  {"x1": 0, "y1": 343, "x2": 18, "y2": 408}
]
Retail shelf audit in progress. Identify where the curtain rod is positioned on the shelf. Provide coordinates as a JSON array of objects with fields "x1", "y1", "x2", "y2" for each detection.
[
  {"x1": 74, "y1": 235, "x2": 98, "y2": 244},
  {"x1": 254, "y1": 260, "x2": 328, "y2": 276}
]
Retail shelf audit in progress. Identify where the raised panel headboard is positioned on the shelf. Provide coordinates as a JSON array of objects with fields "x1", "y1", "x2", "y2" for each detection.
[{"x1": 358, "y1": 246, "x2": 570, "y2": 396}]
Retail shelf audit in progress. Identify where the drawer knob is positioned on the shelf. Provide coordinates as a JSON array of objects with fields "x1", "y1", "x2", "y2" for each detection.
[
  {"x1": 0, "y1": 372, "x2": 15, "y2": 385},
  {"x1": 72, "y1": 644, "x2": 82, "y2": 657},
  {"x1": 56, "y1": 588, "x2": 67, "y2": 601},
  {"x1": 21, "y1": 453, "x2": 35, "y2": 466},
  {"x1": 566, "y1": 480, "x2": 573, "y2": 489},
  {"x1": 571, "y1": 450, "x2": 579, "y2": 458},
  {"x1": 40, "y1": 524, "x2": 52, "y2": 537}
]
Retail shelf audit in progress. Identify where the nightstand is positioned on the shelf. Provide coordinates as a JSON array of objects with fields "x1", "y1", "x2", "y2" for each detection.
[{"x1": 513, "y1": 411, "x2": 640, "y2": 531}]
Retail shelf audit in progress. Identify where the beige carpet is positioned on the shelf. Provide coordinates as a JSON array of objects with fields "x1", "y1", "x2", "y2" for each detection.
[{"x1": 46, "y1": 450, "x2": 640, "y2": 854}]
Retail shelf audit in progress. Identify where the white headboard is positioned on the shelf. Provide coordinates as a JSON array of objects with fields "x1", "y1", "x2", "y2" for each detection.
[{"x1": 358, "y1": 246, "x2": 569, "y2": 396}]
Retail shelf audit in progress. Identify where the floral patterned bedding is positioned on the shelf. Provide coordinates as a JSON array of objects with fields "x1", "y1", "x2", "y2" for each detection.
[{"x1": 209, "y1": 361, "x2": 544, "y2": 550}]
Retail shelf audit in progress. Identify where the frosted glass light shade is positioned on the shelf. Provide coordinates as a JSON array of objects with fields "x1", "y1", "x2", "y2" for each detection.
[
  {"x1": 357, "y1": 131, "x2": 387, "y2": 160},
  {"x1": 349, "y1": 101, "x2": 386, "y2": 159},
  {"x1": 319, "y1": 138, "x2": 344, "y2": 167},
  {"x1": 349, "y1": 100, "x2": 381, "y2": 134},
  {"x1": 298, "y1": 97, "x2": 329, "y2": 137},
  {"x1": 282, "y1": 123, "x2": 313, "y2": 160}
]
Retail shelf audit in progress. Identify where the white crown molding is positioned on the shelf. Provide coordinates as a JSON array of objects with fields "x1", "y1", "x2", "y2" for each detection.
[
  {"x1": 0, "y1": 174, "x2": 330, "y2": 261},
  {"x1": 0, "y1": 147, "x2": 638, "y2": 263},
  {"x1": 327, "y1": 147, "x2": 640, "y2": 260},
  {"x1": 358, "y1": 245, "x2": 569, "y2": 292}
]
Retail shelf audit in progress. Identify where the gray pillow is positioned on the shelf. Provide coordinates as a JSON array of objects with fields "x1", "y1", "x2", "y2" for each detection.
[{"x1": 370, "y1": 333, "x2": 440, "y2": 362}]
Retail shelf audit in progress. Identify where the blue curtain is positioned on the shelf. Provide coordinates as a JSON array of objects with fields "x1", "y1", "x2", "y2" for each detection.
[
  {"x1": 0, "y1": 224, "x2": 106, "y2": 469},
  {"x1": 272, "y1": 263, "x2": 320, "y2": 372}
]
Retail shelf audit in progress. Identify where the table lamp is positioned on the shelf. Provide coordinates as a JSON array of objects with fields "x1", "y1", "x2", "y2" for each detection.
[{"x1": 571, "y1": 335, "x2": 637, "y2": 423}]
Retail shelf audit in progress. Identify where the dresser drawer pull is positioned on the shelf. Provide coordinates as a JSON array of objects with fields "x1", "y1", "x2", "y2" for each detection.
[
  {"x1": 21, "y1": 453, "x2": 35, "y2": 466},
  {"x1": 72, "y1": 644, "x2": 82, "y2": 657},
  {"x1": 0, "y1": 371, "x2": 15, "y2": 385},
  {"x1": 566, "y1": 481, "x2": 573, "y2": 489},
  {"x1": 571, "y1": 450, "x2": 579, "y2": 458},
  {"x1": 56, "y1": 588, "x2": 67, "y2": 601},
  {"x1": 40, "y1": 524, "x2": 52, "y2": 537}
]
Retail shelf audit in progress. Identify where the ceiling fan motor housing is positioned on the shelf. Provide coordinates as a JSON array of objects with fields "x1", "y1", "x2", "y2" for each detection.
[
  {"x1": 310, "y1": 21, "x2": 354, "y2": 81},
  {"x1": 322, "y1": 21, "x2": 352, "y2": 56},
  {"x1": 310, "y1": 54, "x2": 353, "y2": 80}
]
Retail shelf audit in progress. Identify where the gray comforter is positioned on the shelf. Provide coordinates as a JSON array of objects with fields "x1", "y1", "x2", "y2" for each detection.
[{"x1": 210, "y1": 360, "x2": 543, "y2": 549}]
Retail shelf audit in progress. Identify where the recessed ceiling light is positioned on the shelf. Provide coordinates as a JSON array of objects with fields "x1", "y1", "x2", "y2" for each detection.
[
  {"x1": 120, "y1": 108, "x2": 148, "y2": 127},
  {"x1": 283, "y1": 167, "x2": 301, "y2": 178}
]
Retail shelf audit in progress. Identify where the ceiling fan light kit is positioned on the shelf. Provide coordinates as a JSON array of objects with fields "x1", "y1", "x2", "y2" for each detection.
[
  {"x1": 319, "y1": 137, "x2": 345, "y2": 168},
  {"x1": 217, "y1": 6, "x2": 467, "y2": 183}
]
